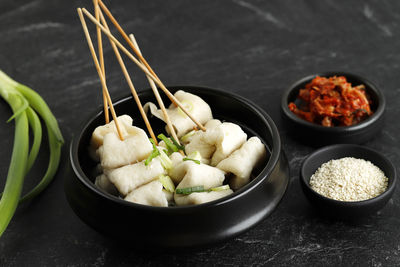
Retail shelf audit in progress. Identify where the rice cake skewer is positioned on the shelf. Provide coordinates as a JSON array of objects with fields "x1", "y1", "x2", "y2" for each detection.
[
  {"x1": 96, "y1": 7, "x2": 158, "y2": 144},
  {"x1": 80, "y1": 7, "x2": 206, "y2": 132}
]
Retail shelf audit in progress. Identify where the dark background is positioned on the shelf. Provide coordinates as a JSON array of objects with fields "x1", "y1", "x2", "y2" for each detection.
[{"x1": 0, "y1": 0, "x2": 399, "y2": 266}]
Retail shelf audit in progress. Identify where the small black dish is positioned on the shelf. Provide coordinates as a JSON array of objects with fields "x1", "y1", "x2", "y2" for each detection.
[
  {"x1": 281, "y1": 72, "x2": 385, "y2": 146},
  {"x1": 300, "y1": 144, "x2": 396, "y2": 218},
  {"x1": 65, "y1": 85, "x2": 290, "y2": 249}
]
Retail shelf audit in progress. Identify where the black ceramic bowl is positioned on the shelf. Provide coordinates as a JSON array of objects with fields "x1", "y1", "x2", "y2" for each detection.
[
  {"x1": 65, "y1": 86, "x2": 290, "y2": 249},
  {"x1": 300, "y1": 144, "x2": 396, "y2": 218},
  {"x1": 281, "y1": 72, "x2": 385, "y2": 146}
]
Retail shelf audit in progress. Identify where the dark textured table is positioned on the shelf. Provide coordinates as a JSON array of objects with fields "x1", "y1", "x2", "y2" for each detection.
[{"x1": 1, "y1": 0, "x2": 399, "y2": 266}]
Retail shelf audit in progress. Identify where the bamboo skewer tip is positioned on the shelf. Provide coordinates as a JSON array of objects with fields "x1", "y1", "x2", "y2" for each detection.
[{"x1": 79, "y1": 5, "x2": 207, "y2": 145}]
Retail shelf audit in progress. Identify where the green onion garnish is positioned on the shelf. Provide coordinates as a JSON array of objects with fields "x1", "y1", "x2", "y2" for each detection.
[
  {"x1": 158, "y1": 175, "x2": 175, "y2": 192},
  {"x1": 170, "y1": 136, "x2": 185, "y2": 152},
  {"x1": 159, "y1": 149, "x2": 172, "y2": 170},
  {"x1": 210, "y1": 185, "x2": 230, "y2": 191},
  {"x1": 181, "y1": 130, "x2": 195, "y2": 143},
  {"x1": 144, "y1": 138, "x2": 160, "y2": 166},
  {"x1": 175, "y1": 186, "x2": 205, "y2": 195},
  {"x1": 183, "y1": 157, "x2": 201, "y2": 164},
  {"x1": 175, "y1": 185, "x2": 231, "y2": 195},
  {"x1": 157, "y1": 133, "x2": 185, "y2": 154}
]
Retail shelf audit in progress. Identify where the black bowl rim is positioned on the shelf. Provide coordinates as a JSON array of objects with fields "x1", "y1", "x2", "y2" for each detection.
[
  {"x1": 281, "y1": 72, "x2": 386, "y2": 133},
  {"x1": 70, "y1": 85, "x2": 282, "y2": 211},
  {"x1": 300, "y1": 144, "x2": 397, "y2": 206}
]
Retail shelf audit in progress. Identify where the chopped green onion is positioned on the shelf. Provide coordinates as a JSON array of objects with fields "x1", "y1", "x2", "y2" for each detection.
[
  {"x1": 174, "y1": 185, "x2": 230, "y2": 195},
  {"x1": 145, "y1": 138, "x2": 160, "y2": 166},
  {"x1": 159, "y1": 149, "x2": 172, "y2": 170},
  {"x1": 149, "y1": 138, "x2": 157, "y2": 147},
  {"x1": 158, "y1": 175, "x2": 175, "y2": 192},
  {"x1": 157, "y1": 133, "x2": 180, "y2": 154},
  {"x1": 180, "y1": 130, "x2": 196, "y2": 143},
  {"x1": 170, "y1": 136, "x2": 185, "y2": 152},
  {"x1": 210, "y1": 185, "x2": 230, "y2": 191},
  {"x1": 187, "y1": 151, "x2": 202, "y2": 161},
  {"x1": 175, "y1": 185, "x2": 205, "y2": 195},
  {"x1": 183, "y1": 157, "x2": 201, "y2": 164}
]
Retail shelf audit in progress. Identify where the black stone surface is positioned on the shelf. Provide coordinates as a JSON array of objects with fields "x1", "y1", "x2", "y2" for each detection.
[{"x1": 0, "y1": 0, "x2": 399, "y2": 266}]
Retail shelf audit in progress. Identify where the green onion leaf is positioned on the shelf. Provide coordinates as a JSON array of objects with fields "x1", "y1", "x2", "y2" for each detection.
[
  {"x1": 19, "y1": 130, "x2": 62, "y2": 203},
  {"x1": 25, "y1": 107, "x2": 42, "y2": 173},
  {"x1": 183, "y1": 157, "x2": 201, "y2": 164},
  {"x1": 0, "y1": 71, "x2": 63, "y2": 144},
  {"x1": 145, "y1": 138, "x2": 160, "y2": 166},
  {"x1": 180, "y1": 130, "x2": 195, "y2": 143},
  {"x1": 209, "y1": 185, "x2": 230, "y2": 192},
  {"x1": 159, "y1": 149, "x2": 172, "y2": 170},
  {"x1": 0, "y1": 94, "x2": 29, "y2": 237},
  {"x1": 0, "y1": 70, "x2": 64, "y2": 237},
  {"x1": 170, "y1": 136, "x2": 185, "y2": 152},
  {"x1": 175, "y1": 185, "x2": 205, "y2": 195},
  {"x1": 157, "y1": 133, "x2": 179, "y2": 154},
  {"x1": 158, "y1": 175, "x2": 175, "y2": 192}
]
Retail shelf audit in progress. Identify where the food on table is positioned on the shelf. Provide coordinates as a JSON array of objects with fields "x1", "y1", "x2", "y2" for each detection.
[
  {"x1": 0, "y1": 70, "x2": 64, "y2": 237},
  {"x1": 90, "y1": 90, "x2": 267, "y2": 207},
  {"x1": 288, "y1": 76, "x2": 373, "y2": 127},
  {"x1": 310, "y1": 157, "x2": 388, "y2": 201}
]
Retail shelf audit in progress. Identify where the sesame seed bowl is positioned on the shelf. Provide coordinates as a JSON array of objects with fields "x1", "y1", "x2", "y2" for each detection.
[
  {"x1": 300, "y1": 144, "x2": 396, "y2": 218},
  {"x1": 281, "y1": 72, "x2": 385, "y2": 146}
]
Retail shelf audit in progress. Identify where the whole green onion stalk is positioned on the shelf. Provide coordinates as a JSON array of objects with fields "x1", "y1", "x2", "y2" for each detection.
[{"x1": 0, "y1": 70, "x2": 64, "y2": 237}]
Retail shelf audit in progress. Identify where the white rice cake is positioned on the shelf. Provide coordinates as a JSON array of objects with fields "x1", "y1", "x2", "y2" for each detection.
[
  {"x1": 90, "y1": 114, "x2": 134, "y2": 150},
  {"x1": 125, "y1": 180, "x2": 169, "y2": 207},
  {"x1": 94, "y1": 174, "x2": 118, "y2": 195},
  {"x1": 98, "y1": 128, "x2": 152, "y2": 169},
  {"x1": 170, "y1": 160, "x2": 226, "y2": 187},
  {"x1": 145, "y1": 90, "x2": 213, "y2": 137},
  {"x1": 175, "y1": 189, "x2": 233, "y2": 206},
  {"x1": 205, "y1": 122, "x2": 247, "y2": 166},
  {"x1": 217, "y1": 137, "x2": 267, "y2": 190},
  {"x1": 104, "y1": 157, "x2": 165, "y2": 196},
  {"x1": 185, "y1": 119, "x2": 221, "y2": 161}
]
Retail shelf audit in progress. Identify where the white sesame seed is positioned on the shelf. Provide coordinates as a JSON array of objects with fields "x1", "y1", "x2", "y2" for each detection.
[{"x1": 309, "y1": 157, "x2": 388, "y2": 201}]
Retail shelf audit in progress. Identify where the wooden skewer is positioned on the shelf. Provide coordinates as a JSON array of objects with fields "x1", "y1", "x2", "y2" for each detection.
[
  {"x1": 94, "y1": 0, "x2": 109, "y2": 124},
  {"x1": 77, "y1": 8, "x2": 124, "y2": 141},
  {"x1": 97, "y1": 0, "x2": 178, "y2": 110},
  {"x1": 81, "y1": 8, "x2": 206, "y2": 132},
  {"x1": 97, "y1": 9, "x2": 158, "y2": 144},
  {"x1": 97, "y1": 0, "x2": 161, "y2": 84},
  {"x1": 129, "y1": 34, "x2": 180, "y2": 145}
]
